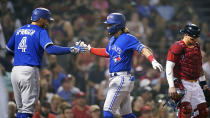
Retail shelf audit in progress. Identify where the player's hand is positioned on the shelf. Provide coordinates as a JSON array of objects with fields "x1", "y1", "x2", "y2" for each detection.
[
  {"x1": 75, "y1": 41, "x2": 87, "y2": 47},
  {"x1": 87, "y1": 44, "x2": 91, "y2": 52},
  {"x1": 168, "y1": 87, "x2": 178, "y2": 100},
  {"x1": 70, "y1": 45, "x2": 88, "y2": 53},
  {"x1": 71, "y1": 41, "x2": 88, "y2": 53},
  {"x1": 151, "y1": 60, "x2": 163, "y2": 72}
]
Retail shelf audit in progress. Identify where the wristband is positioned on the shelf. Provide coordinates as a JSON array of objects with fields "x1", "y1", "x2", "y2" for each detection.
[
  {"x1": 199, "y1": 81, "x2": 207, "y2": 89},
  {"x1": 147, "y1": 55, "x2": 154, "y2": 62}
]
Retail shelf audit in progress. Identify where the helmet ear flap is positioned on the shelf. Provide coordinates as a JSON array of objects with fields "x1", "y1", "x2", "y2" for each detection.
[{"x1": 107, "y1": 24, "x2": 125, "y2": 35}]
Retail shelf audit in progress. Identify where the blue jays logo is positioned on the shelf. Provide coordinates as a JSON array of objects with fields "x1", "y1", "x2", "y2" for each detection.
[
  {"x1": 113, "y1": 55, "x2": 121, "y2": 62},
  {"x1": 107, "y1": 15, "x2": 113, "y2": 20},
  {"x1": 112, "y1": 45, "x2": 122, "y2": 54}
]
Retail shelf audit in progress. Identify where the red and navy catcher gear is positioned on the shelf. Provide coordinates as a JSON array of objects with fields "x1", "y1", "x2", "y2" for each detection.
[
  {"x1": 104, "y1": 13, "x2": 126, "y2": 35},
  {"x1": 180, "y1": 24, "x2": 200, "y2": 38},
  {"x1": 31, "y1": 8, "x2": 54, "y2": 22}
]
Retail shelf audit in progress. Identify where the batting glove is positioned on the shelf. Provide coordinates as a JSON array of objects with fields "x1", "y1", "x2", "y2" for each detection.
[
  {"x1": 87, "y1": 44, "x2": 91, "y2": 52},
  {"x1": 70, "y1": 41, "x2": 88, "y2": 54},
  {"x1": 151, "y1": 60, "x2": 163, "y2": 72},
  {"x1": 70, "y1": 45, "x2": 88, "y2": 54},
  {"x1": 75, "y1": 41, "x2": 87, "y2": 47}
]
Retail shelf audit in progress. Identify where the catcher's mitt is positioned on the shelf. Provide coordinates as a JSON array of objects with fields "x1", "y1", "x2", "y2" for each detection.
[{"x1": 203, "y1": 88, "x2": 210, "y2": 107}]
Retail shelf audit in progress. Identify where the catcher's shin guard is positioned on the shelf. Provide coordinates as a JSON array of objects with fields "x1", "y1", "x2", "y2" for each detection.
[
  {"x1": 193, "y1": 103, "x2": 208, "y2": 118},
  {"x1": 178, "y1": 102, "x2": 192, "y2": 118}
]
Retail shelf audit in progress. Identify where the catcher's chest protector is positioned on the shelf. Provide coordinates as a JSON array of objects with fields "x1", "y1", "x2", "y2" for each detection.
[{"x1": 179, "y1": 41, "x2": 202, "y2": 80}]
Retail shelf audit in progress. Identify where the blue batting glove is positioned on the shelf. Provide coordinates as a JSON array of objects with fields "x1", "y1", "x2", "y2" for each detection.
[{"x1": 70, "y1": 45, "x2": 88, "y2": 54}]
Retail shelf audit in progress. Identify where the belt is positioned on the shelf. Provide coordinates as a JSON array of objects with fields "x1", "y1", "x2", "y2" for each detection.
[
  {"x1": 183, "y1": 79, "x2": 197, "y2": 83},
  {"x1": 110, "y1": 71, "x2": 130, "y2": 77}
]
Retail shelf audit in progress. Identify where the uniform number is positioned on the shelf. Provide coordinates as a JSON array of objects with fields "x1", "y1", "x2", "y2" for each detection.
[{"x1": 18, "y1": 37, "x2": 27, "y2": 52}]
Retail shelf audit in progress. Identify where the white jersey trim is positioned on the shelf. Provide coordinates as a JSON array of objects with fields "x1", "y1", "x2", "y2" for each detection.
[
  {"x1": 106, "y1": 50, "x2": 109, "y2": 55},
  {"x1": 6, "y1": 46, "x2": 14, "y2": 53},
  {"x1": 44, "y1": 42, "x2": 53, "y2": 49}
]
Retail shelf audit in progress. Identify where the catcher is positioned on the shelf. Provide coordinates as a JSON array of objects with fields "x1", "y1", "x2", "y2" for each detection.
[{"x1": 166, "y1": 24, "x2": 210, "y2": 118}]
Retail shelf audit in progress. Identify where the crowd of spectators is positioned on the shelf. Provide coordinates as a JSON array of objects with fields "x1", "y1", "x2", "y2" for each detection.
[{"x1": 1, "y1": 0, "x2": 210, "y2": 118}]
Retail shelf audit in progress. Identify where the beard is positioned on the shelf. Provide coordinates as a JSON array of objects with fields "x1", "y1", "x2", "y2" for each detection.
[
  {"x1": 40, "y1": 22, "x2": 49, "y2": 29},
  {"x1": 188, "y1": 39, "x2": 196, "y2": 46}
]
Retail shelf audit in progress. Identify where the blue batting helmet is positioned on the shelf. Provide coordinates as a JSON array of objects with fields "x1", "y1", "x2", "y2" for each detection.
[
  {"x1": 31, "y1": 8, "x2": 54, "y2": 22},
  {"x1": 180, "y1": 24, "x2": 200, "y2": 38},
  {"x1": 104, "y1": 13, "x2": 126, "y2": 35}
]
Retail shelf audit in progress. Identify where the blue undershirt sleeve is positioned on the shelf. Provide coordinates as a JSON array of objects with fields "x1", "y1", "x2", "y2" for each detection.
[
  {"x1": 6, "y1": 33, "x2": 15, "y2": 53},
  {"x1": 45, "y1": 44, "x2": 71, "y2": 55}
]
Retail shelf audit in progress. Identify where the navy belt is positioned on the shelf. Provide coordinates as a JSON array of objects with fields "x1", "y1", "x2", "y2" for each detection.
[{"x1": 110, "y1": 71, "x2": 130, "y2": 77}]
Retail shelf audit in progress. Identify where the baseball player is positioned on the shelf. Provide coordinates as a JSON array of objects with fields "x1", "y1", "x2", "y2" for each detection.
[
  {"x1": 166, "y1": 24, "x2": 209, "y2": 118},
  {"x1": 6, "y1": 8, "x2": 87, "y2": 118},
  {"x1": 81, "y1": 13, "x2": 163, "y2": 118}
]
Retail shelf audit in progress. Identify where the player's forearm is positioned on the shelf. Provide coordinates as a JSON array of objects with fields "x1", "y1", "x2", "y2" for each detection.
[
  {"x1": 141, "y1": 47, "x2": 155, "y2": 62},
  {"x1": 166, "y1": 61, "x2": 175, "y2": 87},
  {"x1": 141, "y1": 47, "x2": 163, "y2": 71},
  {"x1": 90, "y1": 48, "x2": 109, "y2": 58},
  {"x1": 45, "y1": 44, "x2": 71, "y2": 55}
]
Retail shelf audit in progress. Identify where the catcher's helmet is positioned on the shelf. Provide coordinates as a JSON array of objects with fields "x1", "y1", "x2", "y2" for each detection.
[
  {"x1": 104, "y1": 13, "x2": 126, "y2": 35},
  {"x1": 31, "y1": 8, "x2": 54, "y2": 22},
  {"x1": 180, "y1": 24, "x2": 200, "y2": 38}
]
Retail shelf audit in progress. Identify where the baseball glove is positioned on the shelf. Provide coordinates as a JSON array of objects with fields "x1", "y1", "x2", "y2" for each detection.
[{"x1": 203, "y1": 88, "x2": 210, "y2": 107}]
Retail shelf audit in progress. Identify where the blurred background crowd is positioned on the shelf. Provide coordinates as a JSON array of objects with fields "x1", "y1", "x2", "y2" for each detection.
[{"x1": 0, "y1": 0, "x2": 210, "y2": 118}]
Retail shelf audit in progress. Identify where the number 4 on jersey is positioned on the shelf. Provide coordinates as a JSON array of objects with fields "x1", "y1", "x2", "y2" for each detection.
[{"x1": 18, "y1": 37, "x2": 27, "y2": 52}]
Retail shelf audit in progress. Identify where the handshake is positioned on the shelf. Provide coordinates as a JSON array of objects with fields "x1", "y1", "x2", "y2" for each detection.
[{"x1": 70, "y1": 41, "x2": 91, "y2": 54}]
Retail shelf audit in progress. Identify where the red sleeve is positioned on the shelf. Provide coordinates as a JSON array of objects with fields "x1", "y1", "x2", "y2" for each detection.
[
  {"x1": 167, "y1": 51, "x2": 178, "y2": 62},
  {"x1": 90, "y1": 48, "x2": 109, "y2": 58},
  {"x1": 169, "y1": 42, "x2": 183, "y2": 55},
  {"x1": 167, "y1": 43, "x2": 183, "y2": 62}
]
